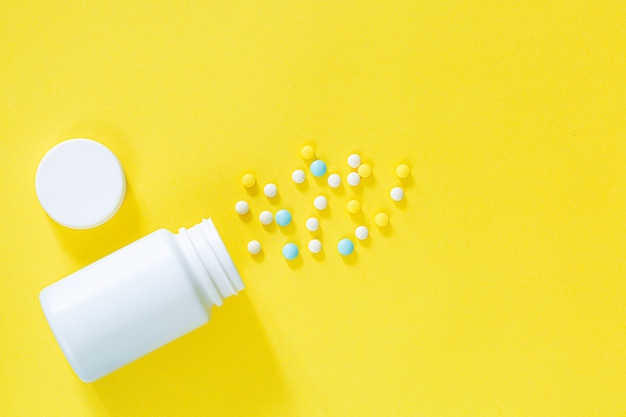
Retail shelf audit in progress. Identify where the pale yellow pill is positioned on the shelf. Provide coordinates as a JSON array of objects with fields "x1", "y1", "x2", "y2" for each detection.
[
  {"x1": 242, "y1": 173, "x2": 256, "y2": 188},
  {"x1": 374, "y1": 212, "x2": 389, "y2": 227},
  {"x1": 346, "y1": 200, "x2": 361, "y2": 214},
  {"x1": 301, "y1": 145, "x2": 315, "y2": 160},
  {"x1": 357, "y1": 163, "x2": 372, "y2": 178},
  {"x1": 396, "y1": 164, "x2": 410, "y2": 179}
]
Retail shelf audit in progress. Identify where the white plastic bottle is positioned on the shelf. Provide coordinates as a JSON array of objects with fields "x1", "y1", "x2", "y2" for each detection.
[{"x1": 39, "y1": 218, "x2": 244, "y2": 382}]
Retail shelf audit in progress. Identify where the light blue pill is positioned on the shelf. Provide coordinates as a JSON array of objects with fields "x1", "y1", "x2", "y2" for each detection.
[
  {"x1": 337, "y1": 238, "x2": 355, "y2": 256},
  {"x1": 310, "y1": 159, "x2": 327, "y2": 177},
  {"x1": 275, "y1": 209, "x2": 292, "y2": 227},
  {"x1": 282, "y1": 243, "x2": 299, "y2": 260}
]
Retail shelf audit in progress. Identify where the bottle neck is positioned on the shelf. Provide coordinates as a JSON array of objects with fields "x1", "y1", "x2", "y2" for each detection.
[{"x1": 176, "y1": 218, "x2": 244, "y2": 308}]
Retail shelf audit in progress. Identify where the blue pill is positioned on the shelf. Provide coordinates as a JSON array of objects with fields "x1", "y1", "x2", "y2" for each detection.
[
  {"x1": 310, "y1": 159, "x2": 327, "y2": 177},
  {"x1": 337, "y1": 238, "x2": 355, "y2": 256},
  {"x1": 282, "y1": 243, "x2": 299, "y2": 260},
  {"x1": 275, "y1": 209, "x2": 292, "y2": 227}
]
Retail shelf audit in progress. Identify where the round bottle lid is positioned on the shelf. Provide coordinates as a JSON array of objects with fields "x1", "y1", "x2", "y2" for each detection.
[{"x1": 35, "y1": 138, "x2": 126, "y2": 229}]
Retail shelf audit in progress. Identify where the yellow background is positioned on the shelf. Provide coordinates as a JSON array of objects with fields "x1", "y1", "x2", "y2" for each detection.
[{"x1": 1, "y1": 1, "x2": 626, "y2": 415}]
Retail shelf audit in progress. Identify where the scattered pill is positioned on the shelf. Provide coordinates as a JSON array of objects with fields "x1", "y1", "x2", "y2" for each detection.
[
  {"x1": 264, "y1": 183, "x2": 278, "y2": 198},
  {"x1": 347, "y1": 172, "x2": 361, "y2": 187},
  {"x1": 355, "y1": 225, "x2": 369, "y2": 240},
  {"x1": 282, "y1": 243, "x2": 299, "y2": 260},
  {"x1": 242, "y1": 173, "x2": 256, "y2": 188},
  {"x1": 357, "y1": 163, "x2": 371, "y2": 178},
  {"x1": 259, "y1": 210, "x2": 273, "y2": 225},
  {"x1": 308, "y1": 239, "x2": 322, "y2": 254},
  {"x1": 390, "y1": 187, "x2": 404, "y2": 202},
  {"x1": 313, "y1": 195, "x2": 328, "y2": 210},
  {"x1": 327, "y1": 173, "x2": 341, "y2": 188},
  {"x1": 275, "y1": 209, "x2": 292, "y2": 227},
  {"x1": 310, "y1": 159, "x2": 327, "y2": 177},
  {"x1": 305, "y1": 217, "x2": 319, "y2": 232},
  {"x1": 396, "y1": 164, "x2": 410, "y2": 179},
  {"x1": 346, "y1": 200, "x2": 361, "y2": 214},
  {"x1": 247, "y1": 240, "x2": 262, "y2": 255},
  {"x1": 347, "y1": 154, "x2": 361, "y2": 168},
  {"x1": 301, "y1": 145, "x2": 315, "y2": 160},
  {"x1": 235, "y1": 200, "x2": 249, "y2": 215},
  {"x1": 375, "y1": 212, "x2": 389, "y2": 227},
  {"x1": 337, "y1": 238, "x2": 355, "y2": 256},
  {"x1": 292, "y1": 169, "x2": 306, "y2": 184}
]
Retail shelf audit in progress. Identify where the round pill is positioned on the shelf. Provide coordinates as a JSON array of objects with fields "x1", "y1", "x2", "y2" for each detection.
[
  {"x1": 346, "y1": 199, "x2": 361, "y2": 214},
  {"x1": 235, "y1": 200, "x2": 249, "y2": 215},
  {"x1": 327, "y1": 173, "x2": 341, "y2": 188},
  {"x1": 292, "y1": 169, "x2": 306, "y2": 184},
  {"x1": 396, "y1": 164, "x2": 410, "y2": 179},
  {"x1": 259, "y1": 210, "x2": 273, "y2": 225},
  {"x1": 347, "y1": 154, "x2": 361, "y2": 168},
  {"x1": 264, "y1": 183, "x2": 278, "y2": 198},
  {"x1": 347, "y1": 172, "x2": 361, "y2": 187},
  {"x1": 355, "y1": 225, "x2": 369, "y2": 240},
  {"x1": 313, "y1": 195, "x2": 328, "y2": 210},
  {"x1": 242, "y1": 173, "x2": 256, "y2": 188},
  {"x1": 375, "y1": 212, "x2": 389, "y2": 227},
  {"x1": 357, "y1": 163, "x2": 372, "y2": 178},
  {"x1": 247, "y1": 240, "x2": 262, "y2": 255},
  {"x1": 275, "y1": 209, "x2": 292, "y2": 226},
  {"x1": 301, "y1": 145, "x2": 315, "y2": 160},
  {"x1": 337, "y1": 238, "x2": 355, "y2": 256},
  {"x1": 390, "y1": 187, "x2": 404, "y2": 202},
  {"x1": 305, "y1": 217, "x2": 319, "y2": 232},
  {"x1": 308, "y1": 239, "x2": 322, "y2": 254},
  {"x1": 310, "y1": 159, "x2": 327, "y2": 177},
  {"x1": 282, "y1": 243, "x2": 299, "y2": 260}
]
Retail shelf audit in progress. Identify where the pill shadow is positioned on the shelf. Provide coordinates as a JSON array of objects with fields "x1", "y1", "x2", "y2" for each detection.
[
  {"x1": 358, "y1": 236, "x2": 372, "y2": 248},
  {"x1": 278, "y1": 222, "x2": 296, "y2": 236},
  {"x1": 267, "y1": 194, "x2": 282, "y2": 206},
  {"x1": 329, "y1": 183, "x2": 345, "y2": 196},
  {"x1": 393, "y1": 197, "x2": 408, "y2": 211},
  {"x1": 340, "y1": 250, "x2": 358, "y2": 266},
  {"x1": 245, "y1": 183, "x2": 260, "y2": 197},
  {"x1": 311, "y1": 249, "x2": 325, "y2": 262},
  {"x1": 286, "y1": 255, "x2": 303, "y2": 270},
  {"x1": 295, "y1": 181, "x2": 309, "y2": 192},
  {"x1": 251, "y1": 250, "x2": 266, "y2": 263},
  {"x1": 239, "y1": 211, "x2": 253, "y2": 223},
  {"x1": 377, "y1": 223, "x2": 394, "y2": 237},
  {"x1": 91, "y1": 293, "x2": 286, "y2": 417},
  {"x1": 400, "y1": 175, "x2": 414, "y2": 189}
]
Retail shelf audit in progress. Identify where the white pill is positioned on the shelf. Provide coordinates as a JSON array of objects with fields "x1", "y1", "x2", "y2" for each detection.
[
  {"x1": 235, "y1": 200, "x2": 249, "y2": 215},
  {"x1": 347, "y1": 172, "x2": 361, "y2": 187},
  {"x1": 327, "y1": 173, "x2": 341, "y2": 188},
  {"x1": 308, "y1": 239, "x2": 322, "y2": 254},
  {"x1": 292, "y1": 169, "x2": 306, "y2": 184},
  {"x1": 313, "y1": 195, "x2": 328, "y2": 210},
  {"x1": 247, "y1": 240, "x2": 262, "y2": 255},
  {"x1": 355, "y1": 225, "x2": 369, "y2": 240},
  {"x1": 305, "y1": 217, "x2": 319, "y2": 232},
  {"x1": 259, "y1": 210, "x2": 273, "y2": 225},
  {"x1": 347, "y1": 153, "x2": 361, "y2": 168},
  {"x1": 390, "y1": 187, "x2": 404, "y2": 202},
  {"x1": 264, "y1": 183, "x2": 278, "y2": 198}
]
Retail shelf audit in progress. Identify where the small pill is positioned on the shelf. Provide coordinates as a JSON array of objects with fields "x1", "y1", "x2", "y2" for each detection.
[
  {"x1": 282, "y1": 243, "x2": 299, "y2": 260},
  {"x1": 346, "y1": 200, "x2": 361, "y2": 214},
  {"x1": 247, "y1": 240, "x2": 262, "y2": 255},
  {"x1": 301, "y1": 145, "x2": 315, "y2": 160},
  {"x1": 242, "y1": 173, "x2": 256, "y2": 188},
  {"x1": 259, "y1": 210, "x2": 273, "y2": 225},
  {"x1": 305, "y1": 217, "x2": 319, "y2": 232},
  {"x1": 396, "y1": 164, "x2": 410, "y2": 179},
  {"x1": 347, "y1": 172, "x2": 361, "y2": 187},
  {"x1": 327, "y1": 173, "x2": 341, "y2": 188},
  {"x1": 374, "y1": 212, "x2": 389, "y2": 227},
  {"x1": 275, "y1": 209, "x2": 292, "y2": 227},
  {"x1": 235, "y1": 200, "x2": 249, "y2": 215},
  {"x1": 292, "y1": 169, "x2": 306, "y2": 184},
  {"x1": 308, "y1": 239, "x2": 322, "y2": 254},
  {"x1": 337, "y1": 238, "x2": 355, "y2": 256},
  {"x1": 264, "y1": 183, "x2": 278, "y2": 198},
  {"x1": 357, "y1": 163, "x2": 371, "y2": 178},
  {"x1": 313, "y1": 195, "x2": 328, "y2": 210},
  {"x1": 310, "y1": 160, "x2": 327, "y2": 177},
  {"x1": 347, "y1": 154, "x2": 361, "y2": 168},
  {"x1": 390, "y1": 187, "x2": 404, "y2": 202},
  {"x1": 355, "y1": 225, "x2": 369, "y2": 240}
]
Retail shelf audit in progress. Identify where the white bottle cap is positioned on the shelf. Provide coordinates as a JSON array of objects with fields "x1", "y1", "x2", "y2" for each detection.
[{"x1": 35, "y1": 138, "x2": 126, "y2": 229}]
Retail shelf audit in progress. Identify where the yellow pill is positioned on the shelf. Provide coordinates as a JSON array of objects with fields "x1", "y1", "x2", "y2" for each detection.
[
  {"x1": 346, "y1": 199, "x2": 361, "y2": 214},
  {"x1": 357, "y1": 163, "x2": 372, "y2": 178},
  {"x1": 301, "y1": 145, "x2": 315, "y2": 160},
  {"x1": 396, "y1": 164, "x2": 410, "y2": 179},
  {"x1": 241, "y1": 173, "x2": 256, "y2": 188},
  {"x1": 374, "y1": 212, "x2": 389, "y2": 227}
]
